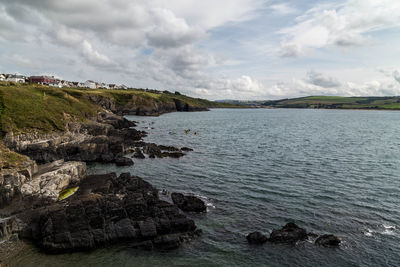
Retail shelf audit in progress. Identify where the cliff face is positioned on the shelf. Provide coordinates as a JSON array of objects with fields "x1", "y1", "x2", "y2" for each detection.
[{"x1": 84, "y1": 94, "x2": 208, "y2": 116}]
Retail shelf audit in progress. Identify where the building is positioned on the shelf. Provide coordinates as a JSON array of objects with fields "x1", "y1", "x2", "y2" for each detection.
[
  {"x1": 0, "y1": 74, "x2": 5, "y2": 81},
  {"x1": 84, "y1": 80, "x2": 97, "y2": 89},
  {"x1": 6, "y1": 74, "x2": 26, "y2": 83},
  {"x1": 29, "y1": 76, "x2": 56, "y2": 85}
]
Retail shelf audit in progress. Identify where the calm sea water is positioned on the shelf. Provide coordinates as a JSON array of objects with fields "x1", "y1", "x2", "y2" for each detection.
[{"x1": 9, "y1": 109, "x2": 400, "y2": 266}]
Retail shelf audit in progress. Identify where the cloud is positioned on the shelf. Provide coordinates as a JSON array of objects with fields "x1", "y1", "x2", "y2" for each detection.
[
  {"x1": 279, "y1": 0, "x2": 400, "y2": 57},
  {"x1": 393, "y1": 70, "x2": 400, "y2": 84},
  {"x1": 305, "y1": 71, "x2": 341, "y2": 88},
  {"x1": 270, "y1": 3, "x2": 297, "y2": 15},
  {"x1": 147, "y1": 8, "x2": 205, "y2": 49}
]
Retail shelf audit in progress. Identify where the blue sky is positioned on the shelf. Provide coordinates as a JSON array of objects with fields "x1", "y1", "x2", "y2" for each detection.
[{"x1": 0, "y1": 0, "x2": 400, "y2": 100}]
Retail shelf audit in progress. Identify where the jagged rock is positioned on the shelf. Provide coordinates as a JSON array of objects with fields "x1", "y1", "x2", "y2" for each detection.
[
  {"x1": 21, "y1": 173, "x2": 198, "y2": 253},
  {"x1": 246, "y1": 231, "x2": 268, "y2": 244},
  {"x1": 115, "y1": 157, "x2": 134, "y2": 166},
  {"x1": 0, "y1": 217, "x2": 19, "y2": 242},
  {"x1": 180, "y1": 147, "x2": 193, "y2": 152},
  {"x1": 0, "y1": 157, "x2": 37, "y2": 208},
  {"x1": 133, "y1": 148, "x2": 145, "y2": 159},
  {"x1": 171, "y1": 193, "x2": 206, "y2": 213},
  {"x1": 20, "y1": 160, "x2": 86, "y2": 201},
  {"x1": 315, "y1": 234, "x2": 341, "y2": 247},
  {"x1": 269, "y1": 223, "x2": 308, "y2": 244}
]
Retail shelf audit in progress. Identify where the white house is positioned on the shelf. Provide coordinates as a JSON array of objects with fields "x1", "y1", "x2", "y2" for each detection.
[
  {"x1": 0, "y1": 74, "x2": 5, "y2": 81},
  {"x1": 98, "y1": 82, "x2": 109, "y2": 89},
  {"x1": 84, "y1": 80, "x2": 97, "y2": 89},
  {"x1": 6, "y1": 74, "x2": 25, "y2": 83},
  {"x1": 117, "y1": 84, "x2": 128, "y2": 90}
]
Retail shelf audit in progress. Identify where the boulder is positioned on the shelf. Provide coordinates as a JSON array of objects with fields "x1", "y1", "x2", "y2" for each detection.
[
  {"x1": 315, "y1": 234, "x2": 341, "y2": 247},
  {"x1": 115, "y1": 157, "x2": 134, "y2": 166},
  {"x1": 133, "y1": 148, "x2": 145, "y2": 159},
  {"x1": 171, "y1": 193, "x2": 206, "y2": 213},
  {"x1": 246, "y1": 231, "x2": 268, "y2": 244},
  {"x1": 22, "y1": 173, "x2": 198, "y2": 253},
  {"x1": 269, "y1": 223, "x2": 308, "y2": 244}
]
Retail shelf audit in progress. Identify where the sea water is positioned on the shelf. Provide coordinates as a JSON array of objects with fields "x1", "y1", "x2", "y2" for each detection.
[{"x1": 9, "y1": 109, "x2": 400, "y2": 266}]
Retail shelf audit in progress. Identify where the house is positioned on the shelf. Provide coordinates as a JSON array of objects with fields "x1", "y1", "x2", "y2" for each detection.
[
  {"x1": 29, "y1": 76, "x2": 56, "y2": 85},
  {"x1": 49, "y1": 79, "x2": 63, "y2": 88},
  {"x1": 108, "y1": 84, "x2": 116, "y2": 90},
  {"x1": 98, "y1": 83, "x2": 109, "y2": 89},
  {"x1": 117, "y1": 84, "x2": 128, "y2": 90},
  {"x1": 6, "y1": 74, "x2": 26, "y2": 83},
  {"x1": 84, "y1": 80, "x2": 97, "y2": 89},
  {"x1": 0, "y1": 74, "x2": 5, "y2": 81}
]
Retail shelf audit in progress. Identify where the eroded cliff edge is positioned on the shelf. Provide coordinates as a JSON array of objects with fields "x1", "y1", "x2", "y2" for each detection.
[{"x1": 0, "y1": 84, "x2": 207, "y2": 254}]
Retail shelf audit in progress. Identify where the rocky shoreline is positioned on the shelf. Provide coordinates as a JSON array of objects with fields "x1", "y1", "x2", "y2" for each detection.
[{"x1": 0, "y1": 111, "x2": 206, "y2": 257}]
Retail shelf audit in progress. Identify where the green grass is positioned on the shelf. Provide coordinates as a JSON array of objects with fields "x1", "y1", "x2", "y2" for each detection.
[
  {"x1": 0, "y1": 82, "x2": 100, "y2": 136},
  {"x1": 0, "y1": 142, "x2": 29, "y2": 169},
  {"x1": 0, "y1": 82, "x2": 242, "y2": 136},
  {"x1": 262, "y1": 95, "x2": 400, "y2": 110}
]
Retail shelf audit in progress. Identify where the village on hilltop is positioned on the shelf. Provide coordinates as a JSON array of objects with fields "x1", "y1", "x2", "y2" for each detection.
[{"x1": 0, "y1": 73, "x2": 128, "y2": 90}]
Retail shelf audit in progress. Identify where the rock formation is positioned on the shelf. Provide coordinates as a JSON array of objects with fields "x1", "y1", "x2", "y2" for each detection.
[{"x1": 171, "y1": 193, "x2": 206, "y2": 213}]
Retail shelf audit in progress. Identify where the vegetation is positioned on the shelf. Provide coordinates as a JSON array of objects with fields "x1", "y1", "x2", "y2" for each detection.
[
  {"x1": 0, "y1": 82, "x2": 241, "y2": 137},
  {"x1": 0, "y1": 82, "x2": 100, "y2": 137},
  {"x1": 261, "y1": 96, "x2": 400, "y2": 110},
  {"x1": 0, "y1": 142, "x2": 29, "y2": 170}
]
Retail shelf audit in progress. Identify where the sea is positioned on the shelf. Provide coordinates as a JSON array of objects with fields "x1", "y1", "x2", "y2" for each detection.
[{"x1": 8, "y1": 108, "x2": 400, "y2": 266}]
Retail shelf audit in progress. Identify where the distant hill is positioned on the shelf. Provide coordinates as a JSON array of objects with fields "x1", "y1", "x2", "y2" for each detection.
[{"x1": 261, "y1": 96, "x2": 400, "y2": 110}]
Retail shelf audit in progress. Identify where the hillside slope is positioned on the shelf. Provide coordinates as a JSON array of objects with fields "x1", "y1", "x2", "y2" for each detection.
[
  {"x1": 0, "y1": 82, "x2": 238, "y2": 136},
  {"x1": 261, "y1": 96, "x2": 400, "y2": 110}
]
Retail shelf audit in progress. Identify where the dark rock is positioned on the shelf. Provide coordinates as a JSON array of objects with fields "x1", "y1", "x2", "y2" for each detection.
[
  {"x1": 133, "y1": 148, "x2": 145, "y2": 159},
  {"x1": 0, "y1": 217, "x2": 20, "y2": 242},
  {"x1": 180, "y1": 147, "x2": 193, "y2": 152},
  {"x1": 315, "y1": 234, "x2": 341, "y2": 247},
  {"x1": 246, "y1": 231, "x2": 268, "y2": 244},
  {"x1": 22, "y1": 173, "x2": 198, "y2": 253},
  {"x1": 171, "y1": 193, "x2": 206, "y2": 213},
  {"x1": 269, "y1": 223, "x2": 308, "y2": 244},
  {"x1": 161, "y1": 152, "x2": 185, "y2": 158},
  {"x1": 115, "y1": 157, "x2": 134, "y2": 166}
]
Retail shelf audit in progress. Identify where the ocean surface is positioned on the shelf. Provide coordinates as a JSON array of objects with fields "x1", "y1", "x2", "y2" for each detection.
[{"x1": 9, "y1": 108, "x2": 400, "y2": 266}]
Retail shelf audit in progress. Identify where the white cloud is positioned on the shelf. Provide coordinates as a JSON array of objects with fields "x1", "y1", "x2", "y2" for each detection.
[
  {"x1": 279, "y1": 0, "x2": 400, "y2": 57},
  {"x1": 270, "y1": 3, "x2": 297, "y2": 15},
  {"x1": 393, "y1": 70, "x2": 400, "y2": 84}
]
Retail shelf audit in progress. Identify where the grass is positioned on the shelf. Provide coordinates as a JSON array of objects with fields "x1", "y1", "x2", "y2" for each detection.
[
  {"x1": 262, "y1": 95, "x2": 400, "y2": 110},
  {"x1": 0, "y1": 82, "x2": 100, "y2": 136},
  {"x1": 0, "y1": 82, "x2": 241, "y2": 136},
  {"x1": 0, "y1": 142, "x2": 29, "y2": 170}
]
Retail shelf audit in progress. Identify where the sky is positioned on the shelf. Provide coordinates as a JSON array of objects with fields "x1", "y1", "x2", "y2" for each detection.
[{"x1": 1, "y1": 0, "x2": 400, "y2": 100}]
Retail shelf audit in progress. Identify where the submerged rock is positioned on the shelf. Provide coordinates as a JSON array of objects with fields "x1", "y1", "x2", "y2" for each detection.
[
  {"x1": 268, "y1": 223, "x2": 308, "y2": 244},
  {"x1": 115, "y1": 157, "x2": 134, "y2": 166},
  {"x1": 246, "y1": 231, "x2": 268, "y2": 244},
  {"x1": 171, "y1": 193, "x2": 206, "y2": 213},
  {"x1": 315, "y1": 234, "x2": 341, "y2": 247}
]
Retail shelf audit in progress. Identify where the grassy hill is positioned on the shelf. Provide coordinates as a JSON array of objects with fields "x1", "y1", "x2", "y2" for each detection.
[
  {"x1": 261, "y1": 96, "x2": 400, "y2": 110},
  {"x1": 0, "y1": 82, "x2": 239, "y2": 137}
]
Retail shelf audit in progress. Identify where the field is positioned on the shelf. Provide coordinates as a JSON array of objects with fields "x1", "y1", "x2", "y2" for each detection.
[{"x1": 262, "y1": 96, "x2": 400, "y2": 110}]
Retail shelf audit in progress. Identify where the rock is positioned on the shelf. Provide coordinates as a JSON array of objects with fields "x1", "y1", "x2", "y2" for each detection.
[
  {"x1": 246, "y1": 231, "x2": 268, "y2": 244},
  {"x1": 171, "y1": 193, "x2": 206, "y2": 213},
  {"x1": 115, "y1": 157, "x2": 134, "y2": 166},
  {"x1": 269, "y1": 223, "x2": 308, "y2": 244},
  {"x1": 22, "y1": 173, "x2": 198, "y2": 253},
  {"x1": 315, "y1": 234, "x2": 341, "y2": 247},
  {"x1": 180, "y1": 147, "x2": 193, "y2": 152},
  {"x1": 0, "y1": 217, "x2": 19, "y2": 242},
  {"x1": 133, "y1": 148, "x2": 145, "y2": 159}
]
